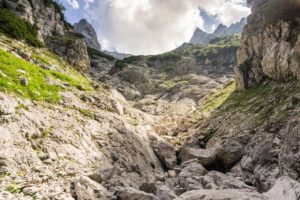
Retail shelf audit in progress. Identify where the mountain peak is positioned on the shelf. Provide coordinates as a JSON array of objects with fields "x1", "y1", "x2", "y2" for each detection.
[
  {"x1": 190, "y1": 28, "x2": 215, "y2": 45},
  {"x1": 74, "y1": 19, "x2": 101, "y2": 51}
]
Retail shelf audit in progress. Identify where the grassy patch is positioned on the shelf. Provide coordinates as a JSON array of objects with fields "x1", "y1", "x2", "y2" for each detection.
[
  {"x1": 0, "y1": 49, "x2": 92, "y2": 103},
  {"x1": 41, "y1": 126, "x2": 54, "y2": 138},
  {"x1": 16, "y1": 103, "x2": 29, "y2": 111},
  {"x1": 6, "y1": 182, "x2": 22, "y2": 194},
  {"x1": 0, "y1": 9, "x2": 43, "y2": 47},
  {"x1": 78, "y1": 108, "x2": 94, "y2": 119},
  {"x1": 216, "y1": 81, "x2": 300, "y2": 126},
  {"x1": 203, "y1": 81, "x2": 236, "y2": 113}
]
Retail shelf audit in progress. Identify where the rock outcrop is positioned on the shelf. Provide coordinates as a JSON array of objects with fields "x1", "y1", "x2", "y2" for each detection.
[
  {"x1": 234, "y1": 0, "x2": 300, "y2": 90},
  {"x1": 74, "y1": 19, "x2": 101, "y2": 51},
  {"x1": 0, "y1": 0, "x2": 68, "y2": 38},
  {"x1": 45, "y1": 35, "x2": 90, "y2": 71}
]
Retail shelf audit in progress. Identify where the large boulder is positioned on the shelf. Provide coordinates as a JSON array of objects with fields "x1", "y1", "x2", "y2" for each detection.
[
  {"x1": 74, "y1": 176, "x2": 112, "y2": 200},
  {"x1": 178, "y1": 162, "x2": 207, "y2": 191},
  {"x1": 264, "y1": 176, "x2": 300, "y2": 200},
  {"x1": 177, "y1": 189, "x2": 267, "y2": 200},
  {"x1": 114, "y1": 187, "x2": 158, "y2": 200},
  {"x1": 178, "y1": 147, "x2": 216, "y2": 167},
  {"x1": 149, "y1": 135, "x2": 177, "y2": 170}
]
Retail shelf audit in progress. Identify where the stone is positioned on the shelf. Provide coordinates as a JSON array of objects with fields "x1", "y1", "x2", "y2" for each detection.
[
  {"x1": 214, "y1": 132, "x2": 251, "y2": 168},
  {"x1": 264, "y1": 176, "x2": 300, "y2": 200},
  {"x1": 157, "y1": 185, "x2": 177, "y2": 200},
  {"x1": 177, "y1": 189, "x2": 267, "y2": 200},
  {"x1": 150, "y1": 135, "x2": 177, "y2": 170},
  {"x1": 19, "y1": 76, "x2": 28, "y2": 86},
  {"x1": 178, "y1": 162, "x2": 207, "y2": 190},
  {"x1": 74, "y1": 176, "x2": 112, "y2": 200},
  {"x1": 139, "y1": 182, "x2": 158, "y2": 195},
  {"x1": 22, "y1": 186, "x2": 40, "y2": 196},
  {"x1": 178, "y1": 147, "x2": 216, "y2": 167},
  {"x1": 0, "y1": 94, "x2": 17, "y2": 115},
  {"x1": 114, "y1": 187, "x2": 157, "y2": 200},
  {"x1": 17, "y1": 50, "x2": 31, "y2": 61},
  {"x1": 168, "y1": 170, "x2": 177, "y2": 178}
]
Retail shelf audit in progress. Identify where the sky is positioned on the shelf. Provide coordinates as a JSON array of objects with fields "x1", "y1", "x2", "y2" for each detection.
[{"x1": 60, "y1": 0, "x2": 251, "y2": 55}]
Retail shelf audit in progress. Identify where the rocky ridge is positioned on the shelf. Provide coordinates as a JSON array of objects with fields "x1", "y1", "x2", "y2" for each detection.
[{"x1": 190, "y1": 18, "x2": 247, "y2": 45}]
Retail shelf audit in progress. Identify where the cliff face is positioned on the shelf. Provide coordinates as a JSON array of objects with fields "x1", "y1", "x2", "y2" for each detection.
[
  {"x1": 0, "y1": 0, "x2": 68, "y2": 38},
  {"x1": 235, "y1": 0, "x2": 300, "y2": 90},
  {"x1": 74, "y1": 19, "x2": 101, "y2": 51}
]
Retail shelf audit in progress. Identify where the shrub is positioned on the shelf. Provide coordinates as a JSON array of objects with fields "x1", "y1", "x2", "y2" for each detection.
[{"x1": 0, "y1": 9, "x2": 43, "y2": 47}]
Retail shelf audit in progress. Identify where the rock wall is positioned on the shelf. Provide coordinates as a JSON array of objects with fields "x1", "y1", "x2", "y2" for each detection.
[
  {"x1": 0, "y1": 0, "x2": 67, "y2": 38},
  {"x1": 234, "y1": 0, "x2": 300, "y2": 90}
]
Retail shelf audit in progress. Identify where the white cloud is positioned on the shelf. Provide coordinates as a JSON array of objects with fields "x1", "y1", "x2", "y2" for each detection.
[
  {"x1": 66, "y1": 0, "x2": 80, "y2": 9},
  {"x1": 85, "y1": 0, "x2": 250, "y2": 55},
  {"x1": 83, "y1": 0, "x2": 94, "y2": 9}
]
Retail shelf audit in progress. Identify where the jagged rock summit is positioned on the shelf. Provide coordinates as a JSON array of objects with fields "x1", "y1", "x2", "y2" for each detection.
[
  {"x1": 190, "y1": 17, "x2": 247, "y2": 45},
  {"x1": 189, "y1": 28, "x2": 215, "y2": 45},
  {"x1": 214, "y1": 18, "x2": 247, "y2": 37},
  {"x1": 74, "y1": 19, "x2": 101, "y2": 51}
]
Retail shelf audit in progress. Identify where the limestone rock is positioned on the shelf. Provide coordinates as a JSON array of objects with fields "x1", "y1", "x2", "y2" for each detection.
[
  {"x1": 157, "y1": 185, "x2": 177, "y2": 200},
  {"x1": 150, "y1": 135, "x2": 177, "y2": 170},
  {"x1": 235, "y1": 19, "x2": 300, "y2": 90},
  {"x1": 114, "y1": 187, "x2": 158, "y2": 200},
  {"x1": 177, "y1": 189, "x2": 267, "y2": 200},
  {"x1": 0, "y1": 94, "x2": 17, "y2": 115},
  {"x1": 178, "y1": 162, "x2": 207, "y2": 191},
  {"x1": 74, "y1": 176, "x2": 112, "y2": 200},
  {"x1": 264, "y1": 176, "x2": 300, "y2": 200},
  {"x1": 178, "y1": 147, "x2": 216, "y2": 167}
]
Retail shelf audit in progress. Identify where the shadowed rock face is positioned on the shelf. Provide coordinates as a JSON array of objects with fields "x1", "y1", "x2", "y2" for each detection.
[{"x1": 74, "y1": 19, "x2": 102, "y2": 51}]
